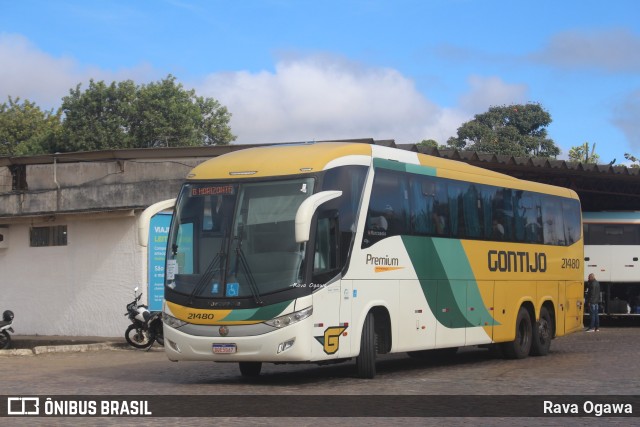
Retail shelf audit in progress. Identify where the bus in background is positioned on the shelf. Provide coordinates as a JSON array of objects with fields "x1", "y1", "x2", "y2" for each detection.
[
  {"x1": 162, "y1": 141, "x2": 584, "y2": 379},
  {"x1": 583, "y1": 212, "x2": 640, "y2": 316}
]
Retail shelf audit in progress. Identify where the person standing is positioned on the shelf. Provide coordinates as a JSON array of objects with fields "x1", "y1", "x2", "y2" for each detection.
[{"x1": 586, "y1": 273, "x2": 601, "y2": 332}]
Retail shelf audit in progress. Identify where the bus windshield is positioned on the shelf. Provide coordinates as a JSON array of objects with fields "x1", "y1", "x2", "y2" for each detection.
[{"x1": 166, "y1": 178, "x2": 315, "y2": 300}]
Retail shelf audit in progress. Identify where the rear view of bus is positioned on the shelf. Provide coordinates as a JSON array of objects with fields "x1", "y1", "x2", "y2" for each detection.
[{"x1": 162, "y1": 141, "x2": 584, "y2": 378}]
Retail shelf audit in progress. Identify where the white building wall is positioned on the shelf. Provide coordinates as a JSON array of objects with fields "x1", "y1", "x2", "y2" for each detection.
[{"x1": 0, "y1": 214, "x2": 147, "y2": 337}]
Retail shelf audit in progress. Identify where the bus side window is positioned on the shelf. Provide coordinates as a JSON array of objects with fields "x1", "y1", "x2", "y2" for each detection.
[
  {"x1": 542, "y1": 196, "x2": 565, "y2": 245},
  {"x1": 515, "y1": 192, "x2": 542, "y2": 244},
  {"x1": 312, "y1": 215, "x2": 339, "y2": 283},
  {"x1": 363, "y1": 169, "x2": 409, "y2": 248},
  {"x1": 562, "y1": 200, "x2": 581, "y2": 245}
]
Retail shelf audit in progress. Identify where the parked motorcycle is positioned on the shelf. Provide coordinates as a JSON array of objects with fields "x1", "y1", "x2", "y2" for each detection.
[
  {"x1": 0, "y1": 310, "x2": 15, "y2": 350},
  {"x1": 124, "y1": 287, "x2": 164, "y2": 350}
]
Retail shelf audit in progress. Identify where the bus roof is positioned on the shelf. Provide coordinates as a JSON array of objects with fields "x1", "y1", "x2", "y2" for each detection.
[
  {"x1": 583, "y1": 211, "x2": 640, "y2": 223},
  {"x1": 187, "y1": 142, "x2": 579, "y2": 199}
]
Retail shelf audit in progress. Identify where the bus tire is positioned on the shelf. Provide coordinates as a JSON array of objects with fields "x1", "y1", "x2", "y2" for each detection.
[
  {"x1": 501, "y1": 306, "x2": 532, "y2": 359},
  {"x1": 239, "y1": 362, "x2": 262, "y2": 377},
  {"x1": 356, "y1": 312, "x2": 376, "y2": 379},
  {"x1": 530, "y1": 306, "x2": 552, "y2": 356}
]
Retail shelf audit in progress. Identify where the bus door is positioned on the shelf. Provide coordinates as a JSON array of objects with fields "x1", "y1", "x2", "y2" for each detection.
[
  {"x1": 311, "y1": 281, "x2": 349, "y2": 359},
  {"x1": 310, "y1": 215, "x2": 351, "y2": 359},
  {"x1": 564, "y1": 280, "x2": 584, "y2": 334},
  {"x1": 338, "y1": 279, "x2": 353, "y2": 356}
]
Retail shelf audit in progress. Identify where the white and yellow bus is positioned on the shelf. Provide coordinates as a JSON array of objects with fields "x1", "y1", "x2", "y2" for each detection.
[{"x1": 162, "y1": 142, "x2": 584, "y2": 378}]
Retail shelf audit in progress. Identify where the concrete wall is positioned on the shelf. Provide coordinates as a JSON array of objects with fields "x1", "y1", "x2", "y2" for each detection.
[
  {"x1": 0, "y1": 155, "x2": 205, "y2": 337},
  {"x1": 0, "y1": 213, "x2": 145, "y2": 337},
  {"x1": 0, "y1": 158, "x2": 200, "y2": 216}
]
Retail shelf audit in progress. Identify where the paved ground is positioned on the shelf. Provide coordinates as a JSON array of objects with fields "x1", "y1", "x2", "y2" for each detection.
[{"x1": 1, "y1": 324, "x2": 638, "y2": 426}]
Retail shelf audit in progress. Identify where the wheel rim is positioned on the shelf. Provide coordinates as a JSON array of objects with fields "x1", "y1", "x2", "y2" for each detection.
[{"x1": 538, "y1": 318, "x2": 550, "y2": 345}]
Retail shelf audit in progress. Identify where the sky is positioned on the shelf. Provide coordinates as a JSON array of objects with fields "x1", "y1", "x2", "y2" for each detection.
[{"x1": 1, "y1": 0, "x2": 639, "y2": 163}]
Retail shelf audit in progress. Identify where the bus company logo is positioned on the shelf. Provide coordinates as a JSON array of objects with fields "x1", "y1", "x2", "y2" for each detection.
[
  {"x1": 487, "y1": 250, "x2": 547, "y2": 273},
  {"x1": 365, "y1": 254, "x2": 404, "y2": 273},
  {"x1": 7, "y1": 397, "x2": 40, "y2": 415},
  {"x1": 315, "y1": 325, "x2": 348, "y2": 355}
]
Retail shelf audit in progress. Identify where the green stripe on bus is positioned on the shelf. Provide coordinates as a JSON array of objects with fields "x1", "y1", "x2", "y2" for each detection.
[
  {"x1": 372, "y1": 158, "x2": 436, "y2": 176},
  {"x1": 402, "y1": 236, "x2": 497, "y2": 328},
  {"x1": 223, "y1": 300, "x2": 292, "y2": 321}
]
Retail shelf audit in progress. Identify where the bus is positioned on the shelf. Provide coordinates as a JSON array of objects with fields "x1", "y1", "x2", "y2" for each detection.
[
  {"x1": 584, "y1": 212, "x2": 640, "y2": 317},
  {"x1": 162, "y1": 141, "x2": 584, "y2": 378}
]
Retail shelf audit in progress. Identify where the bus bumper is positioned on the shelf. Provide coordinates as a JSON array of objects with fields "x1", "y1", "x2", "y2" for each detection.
[{"x1": 163, "y1": 320, "x2": 313, "y2": 363}]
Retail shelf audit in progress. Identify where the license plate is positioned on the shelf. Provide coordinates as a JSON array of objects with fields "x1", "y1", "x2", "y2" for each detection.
[{"x1": 212, "y1": 344, "x2": 237, "y2": 354}]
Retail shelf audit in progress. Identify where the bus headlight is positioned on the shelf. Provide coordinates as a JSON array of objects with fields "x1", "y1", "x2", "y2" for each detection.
[
  {"x1": 163, "y1": 313, "x2": 187, "y2": 329},
  {"x1": 265, "y1": 306, "x2": 313, "y2": 328}
]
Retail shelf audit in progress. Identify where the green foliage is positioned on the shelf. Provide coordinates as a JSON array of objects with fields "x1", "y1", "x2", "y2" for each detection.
[
  {"x1": 0, "y1": 97, "x2": 62, "y2": 156},
  {"x1": 447, "y1": 103, "x2": 560, "y2": 157},
  {"x1": 568, "y1": 142, "x2": 600, "y2": 164},
  {"x1": 60, "y1": 80, "x2": 137, "y2": 152},
  {"x1": 58, "y1": 75, "x2": 235, "y2": 152},
  {"x1": 417, "y1": 139, "x2": 439, "y2": 149}
]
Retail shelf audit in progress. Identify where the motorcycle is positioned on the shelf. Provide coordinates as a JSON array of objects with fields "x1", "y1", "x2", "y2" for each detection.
[
  {"x1": 124, "y1": 287, "x2": 164, "y2": 350},
  {"x1": 0, "y1": 310, "x2": 15, "y2": 350}
]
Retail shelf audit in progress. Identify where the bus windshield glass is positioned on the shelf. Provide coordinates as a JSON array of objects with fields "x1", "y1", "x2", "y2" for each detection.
[{"x1": 166, "y1": 178, "x2": 315, "y2": 299}]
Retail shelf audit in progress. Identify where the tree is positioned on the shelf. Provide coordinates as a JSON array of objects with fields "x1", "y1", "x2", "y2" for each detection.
[
  {"x1": 60, "y1": 80, "x2": 137, "y2": 152},
  {"x1": 59, "y1": 75, "x2": 235, "y2": 152},
  {"x1": 417, "y1": 139, "x2": 443, "y2": 149},
  {"x1": 0, "y1": 97, "x2": 62, "y2": 156},
  {"x1": 447, "y1": 103, "x2": 560, "y2": 157},
  {"x1": 568, "y1": 142, "x2": 600, "y2": 164}
]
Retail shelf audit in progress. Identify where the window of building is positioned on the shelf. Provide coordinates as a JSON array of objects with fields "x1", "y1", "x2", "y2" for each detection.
[{"x1": 30, "y1": 225, "x2": 67, "y2": 247}]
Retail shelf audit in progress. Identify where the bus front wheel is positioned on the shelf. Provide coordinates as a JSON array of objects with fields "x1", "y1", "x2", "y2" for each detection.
[
  {"x1": 501, "y1": 306, "x2": 532, "y2": 359},
  {"x1": 356, "y1": 312, "x2": 377, "y2": 379}
]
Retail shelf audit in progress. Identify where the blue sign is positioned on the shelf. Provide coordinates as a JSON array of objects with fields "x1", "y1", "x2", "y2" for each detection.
[
  {"x1": 148, "y1": 213, "x2": 172, "y2": 311},
  {"x1": 226, "y1": 283, "x2": 239, "y2": 297}
]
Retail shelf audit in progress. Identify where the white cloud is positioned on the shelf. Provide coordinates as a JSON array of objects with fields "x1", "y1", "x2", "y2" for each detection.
[
  {"x1": 0, "y1": 33, "x2": 156, "y2": 109},
  {"x1": 198, "y1": 55, "x2": 449, "y2": 144},
  {"x1": 458, "y1": 75, "x2": 528, "y2": 113},
  {"x1": 530, "y1": 29, "x2": 640, "y2": 73},
  {"x1": 2, "y1": 35, "x2": 531, "y2": 147}
]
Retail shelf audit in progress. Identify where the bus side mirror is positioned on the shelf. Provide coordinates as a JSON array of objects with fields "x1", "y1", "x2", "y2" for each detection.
[{"x1": 295, "y1": 191, "x2": 342, "y2": 243}]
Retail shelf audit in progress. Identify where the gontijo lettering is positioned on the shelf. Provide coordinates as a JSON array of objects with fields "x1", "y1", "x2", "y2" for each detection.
[{"x1": 488, "y1": 250, "x2": 547, "y2": 272}]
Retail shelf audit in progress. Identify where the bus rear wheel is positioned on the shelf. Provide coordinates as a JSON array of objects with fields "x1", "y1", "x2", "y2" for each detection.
[
  {"x1": 239, "y1": 362, "x2": 262, "y2": 377},
  {"x1": 501, "y1": 306, "x2": 532, "y2": 359},
  {"x1": 356, "y1": 312, "x2": 377, "y2": 379},
  {"x1": 530, "y1": 306, "x2": 552, "y2": 356}
]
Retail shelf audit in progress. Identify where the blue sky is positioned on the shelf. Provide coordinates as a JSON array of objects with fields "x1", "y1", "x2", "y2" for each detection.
[{"x1": 1, "y1": 0, "x2": 639, "y2": 163}]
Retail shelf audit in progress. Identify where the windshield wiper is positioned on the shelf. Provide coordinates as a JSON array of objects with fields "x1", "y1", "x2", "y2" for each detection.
[
  {"x1": 232, "y1": 225, "x2": 263, "y2": 305},
  {"x1": 188, "y1": 234, "x2": 227, "y2": 306}
]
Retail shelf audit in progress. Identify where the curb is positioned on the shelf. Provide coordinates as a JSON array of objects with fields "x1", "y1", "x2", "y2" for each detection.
[
  {"x1": 33, "y1": 342, "x2": 120, "y2": 355},
  {"x1": 0, "y1": 342, "x2": 125, "y2": 357}
]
